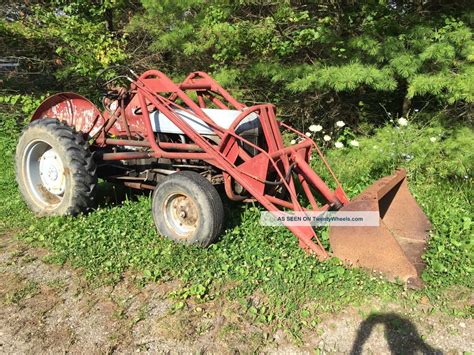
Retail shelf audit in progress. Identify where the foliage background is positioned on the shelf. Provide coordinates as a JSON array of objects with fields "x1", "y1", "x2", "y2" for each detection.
[{"x1": 1, "y1": 0, "x2": 473, "y2": 128}]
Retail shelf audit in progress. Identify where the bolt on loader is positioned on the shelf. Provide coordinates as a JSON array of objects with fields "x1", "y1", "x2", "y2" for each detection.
[{"x1": 15, "y1": 67, "x2": 431, "y2": 287}]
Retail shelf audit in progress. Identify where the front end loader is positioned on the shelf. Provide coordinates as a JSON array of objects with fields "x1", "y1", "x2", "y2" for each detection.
[{"x1": 15, "y1": 67, "x2": 431, "y2": 286}]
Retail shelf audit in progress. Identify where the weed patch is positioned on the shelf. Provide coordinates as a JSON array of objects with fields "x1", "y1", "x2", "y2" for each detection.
[{"x1": 4, "y1": 280, "x2": 39, "y2": 305}]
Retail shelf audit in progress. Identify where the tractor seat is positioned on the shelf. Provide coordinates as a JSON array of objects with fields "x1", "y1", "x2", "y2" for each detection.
[{"x1": 149, "y1": 108, "x2": 259, "y2": 135}]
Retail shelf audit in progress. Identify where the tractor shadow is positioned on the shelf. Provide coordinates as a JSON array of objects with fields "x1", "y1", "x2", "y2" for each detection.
[
  {"x1": 222, "y1": 200, "x2": 245, "y2": 227},
  {"x1": 350, "y1": 313, "x2": 442, "y2": 355},
  {"x1": 95, "y1": 181, "x2": 151, "y2": 208},
  {"x1": 213, "y1": 185, "x2": 247, "y2": 242}
]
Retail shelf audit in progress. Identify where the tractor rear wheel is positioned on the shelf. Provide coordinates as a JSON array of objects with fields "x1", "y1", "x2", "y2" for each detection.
[
  {"x1": 152, "y1": 171, "x2": 224, "y2": 247},
  {"x1": 15, "y1": 118, "x2": 97, "y2": 216}
]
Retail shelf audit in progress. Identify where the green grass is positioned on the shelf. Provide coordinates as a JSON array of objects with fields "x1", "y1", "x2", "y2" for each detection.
[{"x1": 0, "y1": 113, "x2": 472, "y2": 333}]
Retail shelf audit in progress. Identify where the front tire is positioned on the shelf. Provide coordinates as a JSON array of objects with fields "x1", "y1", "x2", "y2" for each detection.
[
  {"x1": 152, "y1": 171, "x2": 224, "y2": 247},
  {"x1": 15, "y1": 119, "x2": 97, "y2": 216}
]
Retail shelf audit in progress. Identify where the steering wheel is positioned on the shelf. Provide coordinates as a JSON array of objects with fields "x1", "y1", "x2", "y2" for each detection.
[{"x1": 95, "y1": 65, "x2": 138, "y2": 99}]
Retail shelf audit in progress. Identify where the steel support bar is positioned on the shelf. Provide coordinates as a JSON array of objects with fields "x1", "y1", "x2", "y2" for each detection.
[
  {"x1": 294, "y1": 155, "x2": 339, "y2": 206},
  {"x1": 100, "y1": 138, "x2": 204, "y2": 152}
]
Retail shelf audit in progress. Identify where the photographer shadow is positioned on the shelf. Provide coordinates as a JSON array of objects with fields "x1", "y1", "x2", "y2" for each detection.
[{"x1": 350, "y1": 312, "x2": 442, "y2": 355}]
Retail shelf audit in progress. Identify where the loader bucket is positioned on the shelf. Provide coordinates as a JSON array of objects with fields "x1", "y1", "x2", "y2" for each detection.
[{"x1": 329, "y1": 169, "x2": 431, "y2": 287}]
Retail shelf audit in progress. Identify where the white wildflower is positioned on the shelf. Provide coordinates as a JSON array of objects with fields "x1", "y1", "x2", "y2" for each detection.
[
  {"x1": 398, "y1": 117, "x2": 408, "y2": 126},
  {"x1": 335, "y1": 142, "x2": 344, "y2": 148},
  {"x1": 309, "y1": 124, "x2": 323, "y2": 132},
  {"x1": 430, "y1": 137, "x2": 436, "y2": 143},
  {"x1": 290, "y1": 139, "x2": 296, "y2": 145},
  {"x1": 305, "y1": 132, "x2": 312, "y2": 137},
  {"x1": 350, "y1": 140, "x2": 359, "y2": 147},
  {"x1": 323, "y1": 135, "x2": 331, "y2": 142},
  {"x1": 335, "y1": 120, "x2": 345, "y2": 128}
]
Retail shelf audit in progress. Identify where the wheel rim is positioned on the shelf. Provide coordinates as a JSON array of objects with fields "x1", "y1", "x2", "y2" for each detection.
[
  {"x1": 163, "y1": 193, "x2": 199, "y2": 239},
  {"x1": 23, "y1": 140, "x2": 66, "y2": 208}
]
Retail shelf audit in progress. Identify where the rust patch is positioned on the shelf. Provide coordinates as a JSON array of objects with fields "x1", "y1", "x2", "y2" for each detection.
[
  {"x1": 329, "y1": 170, "x2": 431, "y2": 286},
  {"x1": 37, "y1": 184, "x2": 61, "y2": 205}
]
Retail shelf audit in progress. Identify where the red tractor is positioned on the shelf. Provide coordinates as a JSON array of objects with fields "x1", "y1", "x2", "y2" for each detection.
[{"x1": 15, "y1": 67, "x2": 431, "y2": 286}]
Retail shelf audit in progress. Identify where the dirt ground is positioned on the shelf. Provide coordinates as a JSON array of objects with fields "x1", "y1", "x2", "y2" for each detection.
[{"x1": 0, "y1": 233, "x2": 472, "y2": 354}]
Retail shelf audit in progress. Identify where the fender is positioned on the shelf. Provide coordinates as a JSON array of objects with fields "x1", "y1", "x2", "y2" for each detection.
[{"x1": 31, "y1": 92, "x2": 105, "y2": 137}]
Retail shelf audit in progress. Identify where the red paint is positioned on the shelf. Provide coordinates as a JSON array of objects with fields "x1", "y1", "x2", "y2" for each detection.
[
  {"x1": 31, "y1": 70, "x2": 350, "y2": 260},
  {"x1": 32, "y1": 93, "x2": 105, "y2": 137}
]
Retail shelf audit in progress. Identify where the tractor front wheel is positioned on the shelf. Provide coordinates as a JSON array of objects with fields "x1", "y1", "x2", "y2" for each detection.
[
  {"x1": 152, "y1": 171, "x2": 224, "y2": 247},
  {"x1": 15, "y1": 119, "x2": 97, "y2": 216}
]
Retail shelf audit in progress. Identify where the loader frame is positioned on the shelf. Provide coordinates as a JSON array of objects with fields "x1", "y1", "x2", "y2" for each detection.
[{"x1": 33, "y1": 70, "x2": 349, "y2": 258}]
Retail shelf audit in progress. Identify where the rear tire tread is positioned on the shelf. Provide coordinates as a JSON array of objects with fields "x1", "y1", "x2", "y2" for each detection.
[{"x1": 15, "y1": 118, "x2": 97, "y2": 216}]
